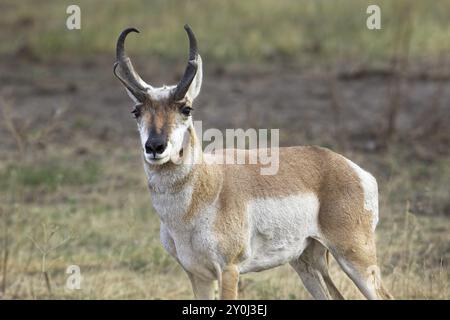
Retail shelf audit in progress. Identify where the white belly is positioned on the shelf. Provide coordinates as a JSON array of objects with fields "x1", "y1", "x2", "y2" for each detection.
[{"x1": 239, "y1": 192, "x2": 321, "y2": 273}]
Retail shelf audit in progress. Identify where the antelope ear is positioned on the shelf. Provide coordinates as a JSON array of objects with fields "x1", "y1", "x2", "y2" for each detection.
[{"x1": 185, "y1": 55, "x2": 203, "y2": 102}]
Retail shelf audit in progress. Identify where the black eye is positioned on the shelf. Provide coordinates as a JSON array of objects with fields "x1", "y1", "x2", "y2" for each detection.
[
  {"x1": 180, "y1": 105, "x2": 193, "y2": 117},
  {"x1": 131, "y1": 106, "x2": 141, "y2": 119}
]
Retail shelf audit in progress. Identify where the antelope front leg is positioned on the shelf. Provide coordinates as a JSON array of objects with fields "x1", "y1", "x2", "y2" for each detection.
[
  {"x1": 187, "y1": 272, "x2": 216, "y2": 300},
  {"x1": 221, "y1": 265, "x2": 239, "y2": 300}
]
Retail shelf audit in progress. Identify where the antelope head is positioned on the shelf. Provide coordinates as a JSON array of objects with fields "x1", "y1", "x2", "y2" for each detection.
[{"x1": 114, "y1": 25, "x2": 202, "y2": 165}]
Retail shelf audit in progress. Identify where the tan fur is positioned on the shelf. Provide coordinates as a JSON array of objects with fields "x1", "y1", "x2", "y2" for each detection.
[
  {"x1": 117, "y1": 45, "x2": 391, "y2": 299},
  {"x1": 142, "y1": 121, "x2": 392, "y2": 300},
  {"x1": 221, "y1": 265, "x2": 239, "y2": 300},
  {"x1": 183, "y1": 163, "x2": 223, "y2": 222},
  {"x1": 139, "y1": 98, "x2": 178, "y2": 137},
  {"x1": 177, "y1": 142, "x2": 373, "y2": 268}
]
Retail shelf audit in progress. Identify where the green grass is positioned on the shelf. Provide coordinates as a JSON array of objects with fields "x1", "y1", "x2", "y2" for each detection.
[
  {"x1": 4, "y1": 0, "x2": 450, "y2": 66},
  {"x1": 0, "y1": 160, "x2": 101, "y2": 192}
]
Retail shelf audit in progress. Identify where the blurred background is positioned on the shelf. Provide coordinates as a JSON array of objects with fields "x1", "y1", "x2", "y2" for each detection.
[{"x1": 0, "y1": 0, "x2": 449, "y2": 299}]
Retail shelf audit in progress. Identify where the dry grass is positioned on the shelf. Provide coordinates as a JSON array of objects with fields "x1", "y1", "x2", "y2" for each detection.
[{"x1": 0, "y1": 136, "x2": 448, "y2": 299}]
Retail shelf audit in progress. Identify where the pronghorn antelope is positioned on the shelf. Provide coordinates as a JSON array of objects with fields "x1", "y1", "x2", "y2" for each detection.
[{"x1": 113, "y1": 25, "x2": 393, "y2": 300}]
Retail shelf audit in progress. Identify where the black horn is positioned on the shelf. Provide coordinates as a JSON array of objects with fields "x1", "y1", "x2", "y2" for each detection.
[
  {"x1": 173, "y1": 25, "x2": 199, "y2": 101},
  {"x1": 113, "y1": 27, "x2": 148, "y2": 102}
]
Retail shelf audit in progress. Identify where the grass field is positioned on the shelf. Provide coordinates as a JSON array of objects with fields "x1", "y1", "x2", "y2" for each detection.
[
  {"x1": 3, "y1": 0, "x2": 450, "y2": 65},
  {"x1": 1, "y1": 140, "x2": 449, "y2": 299},
  {"x1": 0, "y1": 0, "x2": 449, "y2": 299}
]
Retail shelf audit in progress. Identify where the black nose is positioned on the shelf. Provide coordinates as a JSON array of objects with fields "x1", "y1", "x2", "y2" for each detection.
[{"x1": 145, "y1": 137, "x2": 167, "y2": 155}]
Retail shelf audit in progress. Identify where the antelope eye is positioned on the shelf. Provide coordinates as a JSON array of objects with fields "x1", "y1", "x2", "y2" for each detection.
[
  {"x1": 131, "y1": 106, "x2": 141, "y2": 119},
  {"x1": 180, "y1": 105, "x2": 193, "y2": 116}
]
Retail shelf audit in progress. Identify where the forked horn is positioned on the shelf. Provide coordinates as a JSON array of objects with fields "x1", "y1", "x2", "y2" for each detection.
[
  {"x1": 173, "y1": 24, "x2": 199, "y2": 101},
  {"x1": 113, "y1": 27, "x2": 148, "y2": 102}
]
